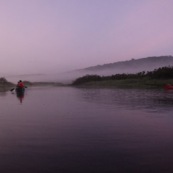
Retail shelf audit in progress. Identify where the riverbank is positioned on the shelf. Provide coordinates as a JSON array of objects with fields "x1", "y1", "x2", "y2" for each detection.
[
  {"x1": 71, "y1": 78, "x2": 173, "y2": 89},
  {"x1": 1, "y1": 78, "x2": 172, "y2": 91},
  {"x1": 71, "y1": 66, "x2": 173, "y2": 89}
]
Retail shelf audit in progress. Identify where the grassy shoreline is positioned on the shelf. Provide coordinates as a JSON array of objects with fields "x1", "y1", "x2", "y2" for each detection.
[
  {"x1": 71, "y1": 67, "x2": 173, "y2": 89},
  {"x1": 71, "y1": 78, "x2": 173, "y2": 89}
]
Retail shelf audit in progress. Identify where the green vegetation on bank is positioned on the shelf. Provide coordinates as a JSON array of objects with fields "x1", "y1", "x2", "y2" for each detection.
[{"x1": 72, "y1": 66, "x2": 173, "y2": 88}]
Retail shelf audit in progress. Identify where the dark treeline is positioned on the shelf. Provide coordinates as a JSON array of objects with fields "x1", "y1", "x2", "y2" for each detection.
[
  {"x1": 72, "y1": 66, "x2": 173, "y2": 85},
  {"x1": 0, "y1": 77, "x2": 14, "y2": 86},
  {"x1": 0, "y1": 77, "x2": 14, "y2": 92}
]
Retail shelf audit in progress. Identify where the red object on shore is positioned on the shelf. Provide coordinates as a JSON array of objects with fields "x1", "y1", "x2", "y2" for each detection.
[{"x1": 164, "y1": 84, "x2": 173, "y2": 90}]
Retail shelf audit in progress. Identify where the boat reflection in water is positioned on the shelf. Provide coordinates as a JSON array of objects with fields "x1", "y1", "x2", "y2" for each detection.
[
  {"x1": 164, "y1": 84, "x2": 173, "y2": 90},
  {"x1": 16, "y1": 87, "x2": 25, "y2": 103}
]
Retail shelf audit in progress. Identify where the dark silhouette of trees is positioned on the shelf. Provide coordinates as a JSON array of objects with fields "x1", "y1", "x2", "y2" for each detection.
[
  {"x1": 72, "y1": 66, "x2": 173, "y2": 85},
  {"x1": 72, "y1": 75, "x2": 101, "y2": 85},
  {"x1": 147, "y1": 66, "x2": 173, "y2": 79}
]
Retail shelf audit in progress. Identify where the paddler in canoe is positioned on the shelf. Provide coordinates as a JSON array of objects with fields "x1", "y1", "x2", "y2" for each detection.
[
  {"x1": 16, "y1": 80, "x2": 25, "y2": 92},
  {"x1": 10, "y1": 80, "x2": 25, "y2": 92},
  {"x1": 16, "y1": 80, "x2": 25, "y2": 103}
]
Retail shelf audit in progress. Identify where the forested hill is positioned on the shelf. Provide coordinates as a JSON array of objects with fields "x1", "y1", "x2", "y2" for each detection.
[{"x1": 78, "y1": 56, "x2": 173, "y2": 75}]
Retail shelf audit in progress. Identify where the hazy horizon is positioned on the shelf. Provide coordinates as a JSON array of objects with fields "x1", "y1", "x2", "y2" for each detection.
[{"x1": 1, "y1": 0, "x2": 173, "y2": 76}]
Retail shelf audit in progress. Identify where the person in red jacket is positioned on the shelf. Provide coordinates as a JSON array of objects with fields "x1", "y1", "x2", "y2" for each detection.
[
  {"x1": 17, "y1": 80, "x2": 24, "y2": 88},
  {"x1": 16, "y1": 80, "x2": 25, "y2": 103}
]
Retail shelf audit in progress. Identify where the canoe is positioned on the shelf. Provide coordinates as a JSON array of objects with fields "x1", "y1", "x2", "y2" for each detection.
[
  {"x1": 15, "y1": 87, "x2": 25, "y2": 103},
  {"x1": 164, "y1": 84, "x2": 173, "y2": 90},
  {"x1": 15, "y1": 87, "x2": 25, "y2": 96},
  {"x1": 16, "y1": 87, "x2": 25, "y2": 93}
]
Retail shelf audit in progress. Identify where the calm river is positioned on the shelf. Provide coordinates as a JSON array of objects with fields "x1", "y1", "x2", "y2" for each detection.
[{"x1": 0, "y1": 86, "x2": 173, "y2": 173}]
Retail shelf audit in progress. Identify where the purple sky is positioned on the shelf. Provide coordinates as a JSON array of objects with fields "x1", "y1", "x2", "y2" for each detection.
[{"x1": 1, "y1": 0, "x2": 173, "y2": 75}]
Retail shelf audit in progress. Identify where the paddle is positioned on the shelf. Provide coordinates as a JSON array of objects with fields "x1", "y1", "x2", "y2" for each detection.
[
  {"x1": 10, "y1": 88, "x2": 15, "y2": 91},
  {"x1": 10, "y1": 86, "x2": 27, "y2": 92}
]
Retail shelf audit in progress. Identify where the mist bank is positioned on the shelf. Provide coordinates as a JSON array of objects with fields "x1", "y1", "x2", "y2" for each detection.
[
  {"x1": 3, "y1": 55, "x2": 173, "y2": 85},
  {"x1": 1, "y1": 66, "x2": 173, "y2": 90},
  {"x1": 4, "y1": 74, "x2": 70, "y2": 85},
  {"x1": 63, "y1": 55, "x2": 173, "y2": 83},
  {"x1": 77, "y1": 55, "x2": 173, "y2": 74}
]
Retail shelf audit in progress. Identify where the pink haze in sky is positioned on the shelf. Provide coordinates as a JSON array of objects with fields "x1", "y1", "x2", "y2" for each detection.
[{"x1": 0, "y1": 0, "x2": 173, "y2": 75}]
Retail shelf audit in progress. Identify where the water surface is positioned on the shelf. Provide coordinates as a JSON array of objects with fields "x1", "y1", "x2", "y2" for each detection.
[{"x1": 0, "y1": 87, "x2": 173, "y2": 173}]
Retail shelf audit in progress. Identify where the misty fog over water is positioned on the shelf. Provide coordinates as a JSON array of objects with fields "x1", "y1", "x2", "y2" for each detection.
[
  {"x1": 1, "y1": 87, "x2": 173, "y2": 173},
  {"x1": 5, "y1": 56, "x2": 173, "y2": 84},
  {"x1": 5, "y1": 73, "x2": 74, "y2": 84}
]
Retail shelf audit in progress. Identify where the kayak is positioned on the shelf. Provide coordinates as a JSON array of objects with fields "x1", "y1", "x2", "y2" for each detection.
[{"x1": 164, "y1": 84, "x2": 173, "y2": 90}]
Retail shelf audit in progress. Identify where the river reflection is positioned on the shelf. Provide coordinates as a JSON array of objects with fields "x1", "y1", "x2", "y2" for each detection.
[
  {"x1": 16, "y1": 90, "x2": 25, "y2": 103},
  {"x1": 78, "y1": 88, "x2": 173, "y2": 113},
  {"x1": 0, "y1": 87, "x2": 173, "y2": 173}
]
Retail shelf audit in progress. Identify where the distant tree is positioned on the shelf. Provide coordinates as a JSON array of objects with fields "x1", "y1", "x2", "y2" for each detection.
[
  {"x1": 72, "y1": 75, "x2": 101, "y2": 85},
  {"x1": 147, "y1": 66, "x2": 173, "y2": 79},
  {"x1": 0, "y1": 77, "x2": 8, "y2": 84}
]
